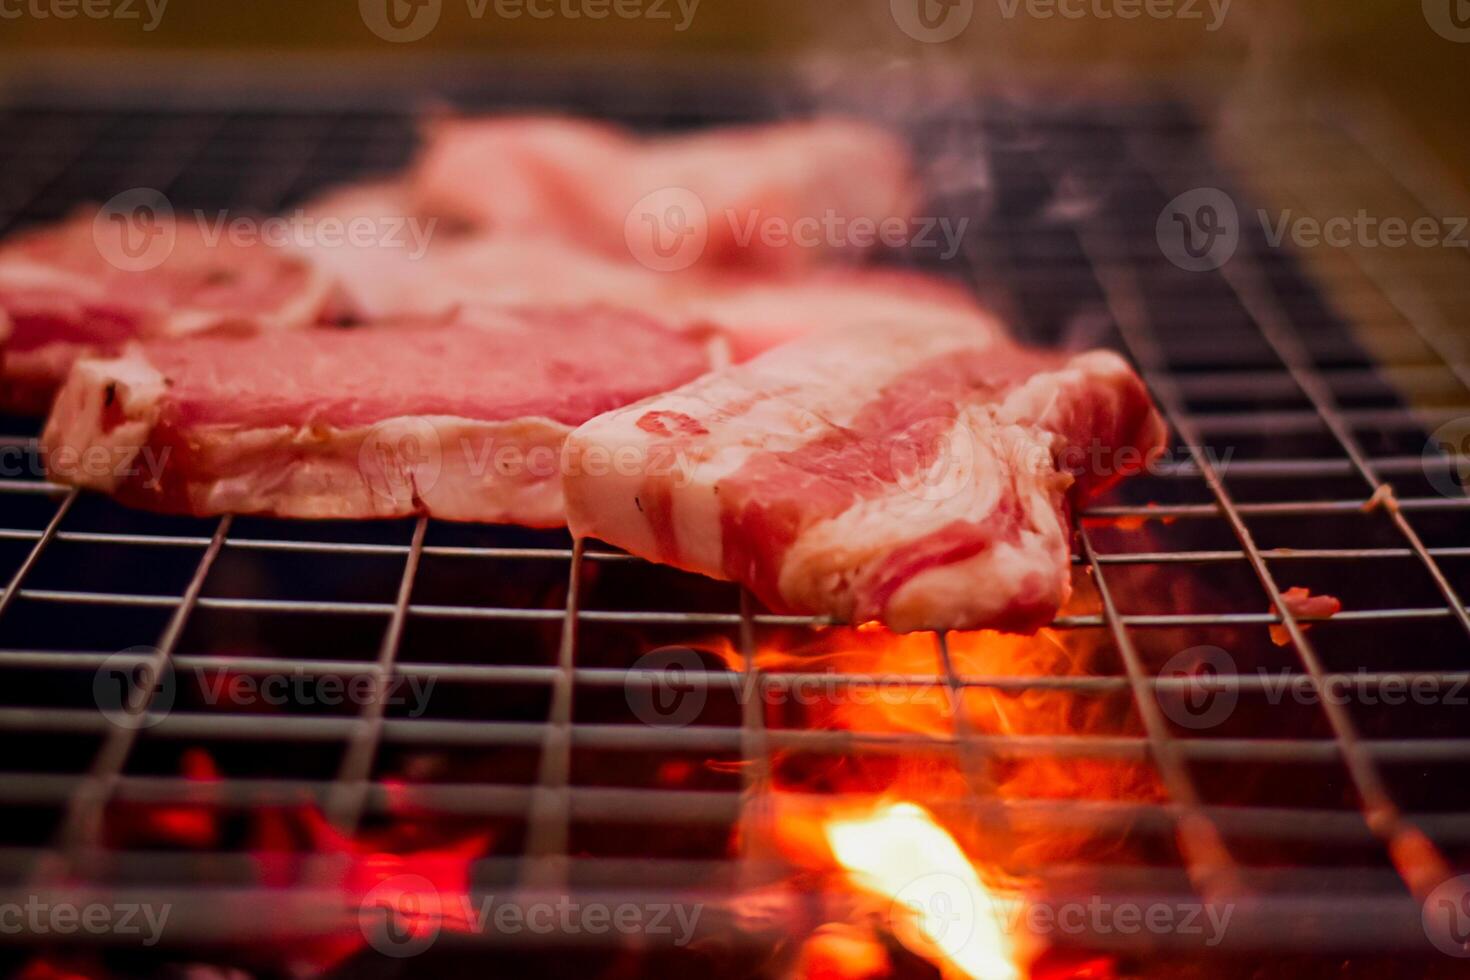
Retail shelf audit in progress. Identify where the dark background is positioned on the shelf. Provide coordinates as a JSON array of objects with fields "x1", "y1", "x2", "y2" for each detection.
[{"x1": 0, "y1": 1, "x2": 1466, "y2": 186}]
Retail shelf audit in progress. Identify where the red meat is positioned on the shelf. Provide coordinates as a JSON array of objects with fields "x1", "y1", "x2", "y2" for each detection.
[
  {"x1": 41, "y1": 306, "x2": 724, "y2": 525},
  {"x1": 563, "y1": 314, "x2": 1167, "y2": 633}
]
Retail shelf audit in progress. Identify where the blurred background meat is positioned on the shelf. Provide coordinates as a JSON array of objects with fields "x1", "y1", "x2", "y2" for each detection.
[{"x1": 408, "y1": 115, "x2": 915, "y2": 270}]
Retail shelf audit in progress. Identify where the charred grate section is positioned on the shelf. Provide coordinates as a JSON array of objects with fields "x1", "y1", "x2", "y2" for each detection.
[{"x1": 0, "y1": 74, "x2": 1467, "y2": 971}]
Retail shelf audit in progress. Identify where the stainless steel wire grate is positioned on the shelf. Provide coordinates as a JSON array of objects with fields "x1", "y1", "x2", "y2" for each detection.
[{"x1": 0, "y1": 70, "x2": 1468, "y2": 973}]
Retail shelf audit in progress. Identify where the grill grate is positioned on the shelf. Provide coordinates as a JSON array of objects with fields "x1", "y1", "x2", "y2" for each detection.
[{"x1": 0, "y1": 71, "x2": 1469, "y2": 970}]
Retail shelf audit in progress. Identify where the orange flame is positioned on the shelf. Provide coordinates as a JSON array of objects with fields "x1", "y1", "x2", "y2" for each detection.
[
  {"x1": 826, "y1": 801, "x2": 1023, "y2": 980},
  {"x1": 712, "y1": 587, "x2": 1152, "y2": 977}
]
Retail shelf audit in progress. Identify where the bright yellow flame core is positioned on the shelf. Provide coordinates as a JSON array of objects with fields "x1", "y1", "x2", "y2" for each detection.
[{"x1": 825, "y1": 802, "x2": 1021, "y2": 980}]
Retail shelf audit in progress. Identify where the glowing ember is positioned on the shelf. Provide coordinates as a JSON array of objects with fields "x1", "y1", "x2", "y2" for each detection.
[
  {"x1": 825, "y1": 801, "x2": 1022, "y2": 980},
  {"x1": 794, "y1": 922, "x2": 891, "y2": 980},
  {"x1": 1269, "y1": 586, "x2": 1342, "y2": 647}
]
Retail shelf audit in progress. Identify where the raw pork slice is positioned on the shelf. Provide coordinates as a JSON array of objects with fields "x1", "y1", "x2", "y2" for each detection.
[
  {"x1": 42, "y1": 307, "x2": 725, "y2": 525},
  {"x1": 563, "y1": 316, "x2": 1167, "y2": 633},
  {"x1": 301, "y1": 227, "x2": 979, "y2": 361},
  {"x1": 293, "y1": 181, "x2": 464, "y2": 323},
  {"x1": 409, "y1": 116, "x2": 915, "y2": 271},
  {"x1": 682, "y1": 267, "x2": 982, "y2": 362},
  {"x1": 0, "y1": 210, "x2": 334, "y2": 413}
]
